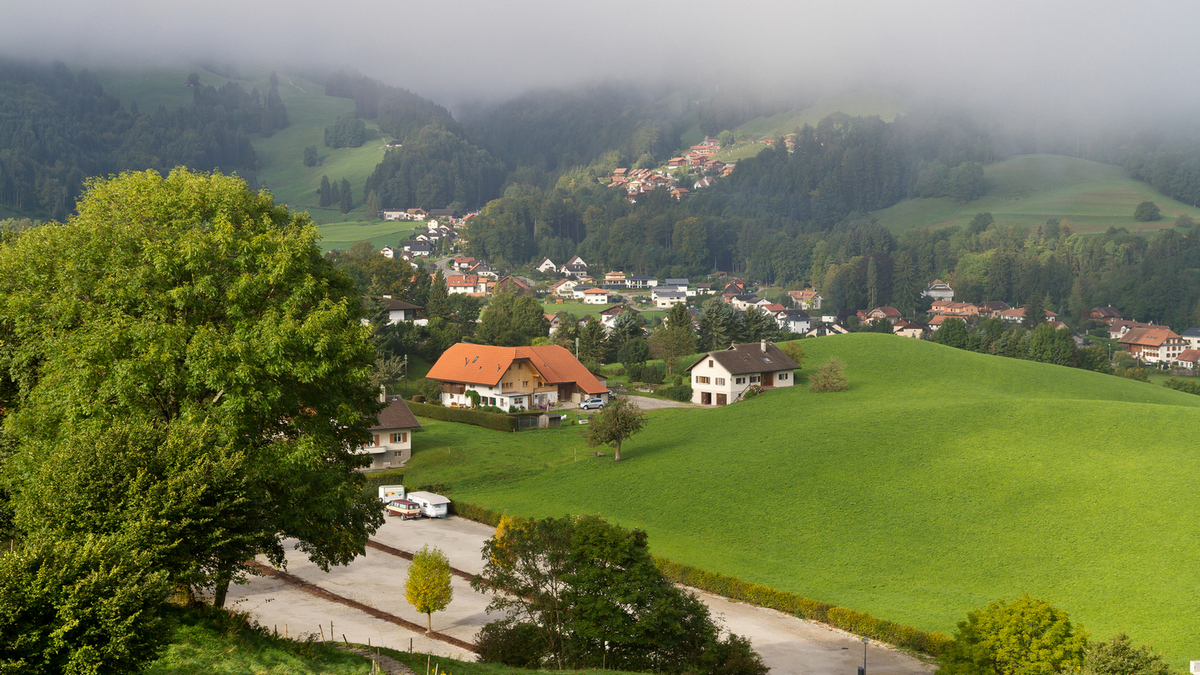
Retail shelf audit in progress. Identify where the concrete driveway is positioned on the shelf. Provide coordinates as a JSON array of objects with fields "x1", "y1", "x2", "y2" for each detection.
[
  {"x1": 624, "y1": 394, "x2": 697, "y2": 411},
  {"x1": 230, "y1": 518, "x2": 933, "y2": 675}
]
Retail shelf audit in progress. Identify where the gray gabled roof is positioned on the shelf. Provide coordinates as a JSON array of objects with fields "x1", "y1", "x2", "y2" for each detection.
[
  {"x1": 685, "y1": 342, "x2": 799, "y2": 375},
  {"x1": 664, "y1": 278, "x2": 689, "y2": 285},
  {"x1": 371, "y1": 397, "x2": 421, "y2": 431},
  {"x1": 1182, "y1": 327, "x2": 1200, "y2": 338}
]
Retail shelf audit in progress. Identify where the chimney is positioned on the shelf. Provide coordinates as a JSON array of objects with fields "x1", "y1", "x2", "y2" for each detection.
[{"x1": 760, "y1": 339, "x2": 767, "y2": 353}]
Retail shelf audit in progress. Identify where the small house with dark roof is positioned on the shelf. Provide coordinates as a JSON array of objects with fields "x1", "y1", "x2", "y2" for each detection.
[
  {"x1": 686, "y1": 340, "x2": 799, "y2": 406},
  {"x1": 1089, "y1": 306, "x2": 1124, "y2": 325},
  {"x1": 774, "y1": 308, "x2": 812, "y2": 334},
  {"x1": 374, "y1": 296, "x2": 421, "y2": 324},
  {"x1": 358, "y1": 396, "x2": 421, "y2": 470}
]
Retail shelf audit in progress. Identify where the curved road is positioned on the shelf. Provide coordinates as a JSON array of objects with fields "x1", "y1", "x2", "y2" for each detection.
[{"x1": 230, "y1": 518, "x2": 933, "y2": 675}]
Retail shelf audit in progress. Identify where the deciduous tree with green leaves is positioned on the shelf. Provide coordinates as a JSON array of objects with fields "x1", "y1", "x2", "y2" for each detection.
[
  {"x1": 938, "y1": 595, "x2": 1088, "y2": 675},
  {"x1": 0, "y1": 168, "x2": 384, "y2": 607},
  {"x1": 585, "y1": 395, "x2": 646, "y2": 461},
  {"x1": 405, "y1": 545, "x2": 454, "y2": 633}
]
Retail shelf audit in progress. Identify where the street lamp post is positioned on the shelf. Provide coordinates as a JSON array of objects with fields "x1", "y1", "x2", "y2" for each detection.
[{"x1": 861, "y1": 636, "x2": 868, "y2": 675}]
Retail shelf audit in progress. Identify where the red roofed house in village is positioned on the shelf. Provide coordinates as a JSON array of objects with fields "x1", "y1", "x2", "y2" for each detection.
[
  {"x1": 426, "y1": 343, "x2": 609, "y2": 409},
  {"x1": 1176, "y1": 349, "x2": 1200, "y2": 370},
  {"x1": 787, "y1": 289, "x2": 823, "y2": 310},
  {"x1": 1118, "y1": 326, "x2": 1186, "y2": 365},
  {"x1": 446, "y1": 274, "x2": 488, "y2": 294}
]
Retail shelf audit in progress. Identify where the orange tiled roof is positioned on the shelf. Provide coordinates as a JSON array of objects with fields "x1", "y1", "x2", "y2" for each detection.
[
  {"x1": 426, "y1": 343, "x2": 608, "y2": 394},
  {"x1": 1119, "y1": 326, "x2": 1181, "y2": 348}
]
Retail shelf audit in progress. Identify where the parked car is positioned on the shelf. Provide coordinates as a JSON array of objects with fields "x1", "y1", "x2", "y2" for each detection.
[{"x1": 580, "y1": 397, "x2": 606, "y2": 410}]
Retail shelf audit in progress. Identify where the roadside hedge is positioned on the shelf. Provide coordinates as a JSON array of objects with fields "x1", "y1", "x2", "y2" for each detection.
[
  {"x1": 406, "y1": 401, "x2": 517, "y2": 432},
  {"x1": 654, "y1": 558, "x2": 951, "y2": 656}
]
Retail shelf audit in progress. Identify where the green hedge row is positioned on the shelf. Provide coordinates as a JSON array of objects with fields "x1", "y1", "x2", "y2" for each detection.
[
  {"x1": 449, "y1": 500, "x2": 504, "y2": 526},
  {"x1": 449, "y1": 500, "x2": 949, "y2": 657},
  {"x1": 406, "y1": 401, "x2": 517, "y2": 432},
  {"x1": 653, "y1": 558, "x2": 951, "y2": 657}
]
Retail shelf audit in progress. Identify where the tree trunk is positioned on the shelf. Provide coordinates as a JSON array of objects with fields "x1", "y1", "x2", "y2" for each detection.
[
  {"x1": 614, "y1": 441, "x2": 621, "y2": 461},
  {"x1": 213, "y1": 561, "x2": 233, "y2": 608},
  {"x1": 427, "y1": 612, "x2": 432, "y2": 634}
]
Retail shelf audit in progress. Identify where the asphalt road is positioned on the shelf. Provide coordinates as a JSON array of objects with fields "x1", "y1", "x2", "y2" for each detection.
[{"x1": 229, "y1": 517, "x2": 934, "y2": 675}]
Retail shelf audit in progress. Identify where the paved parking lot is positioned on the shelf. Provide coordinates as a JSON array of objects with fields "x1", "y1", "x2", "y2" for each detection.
[{"x1": 230, "y1": 517, "x2": 934, "y2": 675}]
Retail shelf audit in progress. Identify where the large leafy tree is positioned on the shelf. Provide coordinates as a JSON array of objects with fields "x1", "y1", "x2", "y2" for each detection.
[
  {"x1": 938, "y1": 595, "x2": 1088, "y2": 675},
  {"x1": 0, "y1": 168, "x2": 384, "y2": 606},
  {"x1": 473, "y1": 515, "x2": 768, "y2": 675},
  {"x1": 476, "y1": 293, "x2": 549, "y2": 346}
]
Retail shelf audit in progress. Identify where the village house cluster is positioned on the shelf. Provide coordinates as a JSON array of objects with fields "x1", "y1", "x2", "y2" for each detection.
[{"x1": 604, "y1": 138, "x2": 735, "y2": 202}]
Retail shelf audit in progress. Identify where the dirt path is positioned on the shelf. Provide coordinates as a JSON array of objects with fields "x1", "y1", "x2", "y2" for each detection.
[{"x1": 231, "y1": 518, "x2": 933, "y2": 674}]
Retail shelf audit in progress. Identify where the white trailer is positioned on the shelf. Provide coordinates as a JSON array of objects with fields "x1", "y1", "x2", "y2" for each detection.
[
  {"x1": 378, "y1": 485, "x2": 406, "y2": 502},
  {"x1": 407, "y1": 491, "x2": 451, "y2": 518}
]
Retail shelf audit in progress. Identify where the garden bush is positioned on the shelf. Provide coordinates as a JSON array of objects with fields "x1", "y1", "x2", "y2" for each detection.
[
  {"x1": 1164, "y1": 377, "x2": 1200, "y2": 395},
  {"x1": 658, "y1": 384, "x2": 692, "y2": 402},
  {"x1": 474, "y1": 621, "x2": 546, "y2": 668},
  {"x1": 627, "y1": 363, "x2": 665, "y2": 384}
]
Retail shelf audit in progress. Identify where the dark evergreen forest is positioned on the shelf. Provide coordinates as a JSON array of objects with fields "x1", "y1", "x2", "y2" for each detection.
[{"x1": 0, "y1": 60, "x2": 275, "y2": 220}]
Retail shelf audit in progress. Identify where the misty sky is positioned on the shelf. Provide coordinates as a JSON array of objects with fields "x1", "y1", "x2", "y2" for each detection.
[{"x1": 4, "y1": 0, "x2": 1200, "y2": 111}]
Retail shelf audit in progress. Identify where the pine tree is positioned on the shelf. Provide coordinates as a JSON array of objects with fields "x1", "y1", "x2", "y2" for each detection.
[
  {"x1": 365, "y1": 190, "x2": 382, "y2": 218},
  {"x1": 318, "y1": 175, "x2": 331, "y2": 207},
  {"x1": 339, "y1": 178, "x2": 352, "y2": 213}
]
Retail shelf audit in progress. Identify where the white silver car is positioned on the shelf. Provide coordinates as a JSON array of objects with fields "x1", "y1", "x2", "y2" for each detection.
[{"x1": 579, "y1": 397, "x2": 606, "y2": 410}]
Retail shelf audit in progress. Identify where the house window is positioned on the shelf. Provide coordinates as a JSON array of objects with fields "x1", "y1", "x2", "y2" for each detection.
[
  {"x1": 369, "y1": 434, "x2": 380, "y2": 447},
  {"x1": 708, "y1": 360, "x2": 713, "y2": 368},
  {"x1": 779, "y1": 372, "x2": 788, "y2": 380},
  {"x1": 715, "y1": 378, "x2": 725, "y2": 385},
  {"x1": 750, "y1": 376, "x2": 760, "y2": 383},
  {"x1": 502, "y1": 382, "x2": 513, "y2": 390},
  {"x1": 735, "y1": 377, "x2": 745, "y2": 385},
  {"x1": 390, "y1": 432, "x2": 408, "y2": 443},
  {"x1": 394, "y1": 451, "x2": 404, "y2": 458},
  {"x1": 694, "y1": 375, "x2": 711, "y2": 384}
]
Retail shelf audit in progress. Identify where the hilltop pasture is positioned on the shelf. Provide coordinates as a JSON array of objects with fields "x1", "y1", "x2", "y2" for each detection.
[
  {"x1": 399, "y1": 334, "x2": 1200, "y2": 669},
  {"x1": 872, "y1": 154, "x2": 1200, "y2": 234}
]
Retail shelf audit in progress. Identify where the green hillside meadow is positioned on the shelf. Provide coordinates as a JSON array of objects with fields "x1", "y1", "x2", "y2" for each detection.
[
  {"x1": 401, "y1": 334, "x2": 1200, "y2": 668},
  {"x1": 872, "y1": 154, "x2": 1200, "y2": 234},
  {"x1": 94, "y1": 67, "x2": 409, "y2": 250}
]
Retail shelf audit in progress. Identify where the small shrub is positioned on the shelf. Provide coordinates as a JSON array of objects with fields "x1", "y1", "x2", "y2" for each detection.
[
  {"x1": 475, "y1": 621, "x2": 546, "y2": 668},
  {"x1": 809, "y1": 357, "x2": 848, "y2": 392},
  {"x1": 1119, "y1": 367, "x2": 1149, "y2": 383},
  {"x1": 1164, "y1": 377, "x2": 1200, "y2": 395},
  {"x1": 742, "y1": 384, "x2": 765, "y2": 399}
]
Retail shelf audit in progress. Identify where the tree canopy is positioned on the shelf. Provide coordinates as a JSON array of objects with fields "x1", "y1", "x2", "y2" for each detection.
[
  {"x1": 938, "y1": 595, "x2": 1089, "y2": 675},
  {"x1": 405, "y1": 545, "x2": 454, "y2": 633},
  {"x1": 0, "y1": 168, "x2": 383, "y2": 607}
]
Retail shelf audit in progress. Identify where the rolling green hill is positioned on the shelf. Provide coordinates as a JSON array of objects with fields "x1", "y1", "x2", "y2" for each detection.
[
  {"x1": 94, "y1": 66, "x2": 403, "y2": 250},
  {"x1": 399, "y1": 334, "x2": 1200, "y2": 668},
  {"x1": 872, "y1": 154, "x2": 1200, "y2": 234}
]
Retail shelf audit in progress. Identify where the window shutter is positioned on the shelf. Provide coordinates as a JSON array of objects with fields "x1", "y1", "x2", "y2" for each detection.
[
  {"x1": 402, "y1": 432, "x2": 407, "y2": 442},
  {"x1": 374, "y1": 434, "x2": 380, "y2": 446}
]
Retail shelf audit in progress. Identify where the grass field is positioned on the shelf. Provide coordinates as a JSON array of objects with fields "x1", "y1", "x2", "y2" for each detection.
[
  {"x1": 872, "y1": 154, "x2": 1200, "y2": 235},
  {"x1": 147, "y1": 605, "x2": 370, "y2": 674},
  {"x1": 399, "y1": 334, "x2": 1200, "y2": 668}
]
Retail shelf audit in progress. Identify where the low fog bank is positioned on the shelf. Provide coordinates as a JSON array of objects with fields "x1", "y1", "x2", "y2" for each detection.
[{"x1": 4, "y1": 0, "x2": 1199, "y2": 127}]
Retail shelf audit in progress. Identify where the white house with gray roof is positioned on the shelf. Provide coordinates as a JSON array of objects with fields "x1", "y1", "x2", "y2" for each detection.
[{"x1": 686, "y1": 341, "x2": 799, "y2": 406}]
